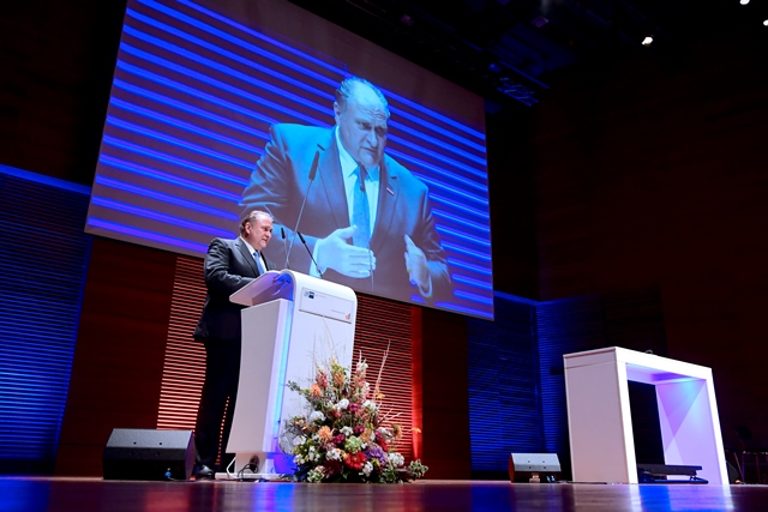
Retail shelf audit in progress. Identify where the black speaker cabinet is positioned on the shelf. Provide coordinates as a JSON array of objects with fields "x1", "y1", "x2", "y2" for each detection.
[{"x1": 103, "y1": 428, "x2": 196, "y2": 480}]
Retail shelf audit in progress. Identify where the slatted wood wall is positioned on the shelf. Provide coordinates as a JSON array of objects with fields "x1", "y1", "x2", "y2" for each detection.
[{"x1": 156, "y1": 257, "x2": 207, "y2": 430}]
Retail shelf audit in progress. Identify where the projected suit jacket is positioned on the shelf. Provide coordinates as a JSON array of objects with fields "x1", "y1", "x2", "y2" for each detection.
[
  {"x1": 194, "y1": 237, "x2": 270, "y2": 343},
  {"x1": 241, "y1": 123, "x2": 451, "y2": 305}
]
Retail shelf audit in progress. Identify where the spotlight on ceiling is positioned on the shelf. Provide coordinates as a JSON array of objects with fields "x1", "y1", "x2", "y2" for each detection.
[
  {"x1": 641, "y1": 36, "x2": 654, "y2": 46},
  {"x1": 739, "y1": 0, "x2": 750, "y2": 5}
]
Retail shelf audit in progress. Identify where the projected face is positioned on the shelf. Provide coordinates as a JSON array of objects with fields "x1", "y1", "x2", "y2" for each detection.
[
  {"x1": 243, "y1": 213, "x2": 273, "y2": 251},
  {"x1": 334, "y1": 82, "x2": 388, "y2": 169}
]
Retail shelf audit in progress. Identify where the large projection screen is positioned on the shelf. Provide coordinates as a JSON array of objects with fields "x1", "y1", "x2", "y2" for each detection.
[{"x1": 85, "y1": 0, "x2": 494, "y2": 320}]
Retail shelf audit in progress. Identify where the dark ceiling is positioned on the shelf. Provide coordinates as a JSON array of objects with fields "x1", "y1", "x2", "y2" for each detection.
[{"x1": 288, "y1": 0, "x2": 768, "y2": 107}]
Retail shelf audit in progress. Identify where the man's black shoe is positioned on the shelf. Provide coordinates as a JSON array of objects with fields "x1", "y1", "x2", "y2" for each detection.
[{"x1": 193, "y1": 464, "x2": 215, "y2": 480}]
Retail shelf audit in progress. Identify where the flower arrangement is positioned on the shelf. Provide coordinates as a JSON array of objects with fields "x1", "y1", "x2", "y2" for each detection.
[{"x1": 283, "y1": 352, "x2": 428, "y2": 483}]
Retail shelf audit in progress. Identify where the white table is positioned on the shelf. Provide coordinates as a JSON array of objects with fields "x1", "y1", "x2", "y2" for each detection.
[{"x1": 564, "y1": 346, "x2": 728, "y2": 484}]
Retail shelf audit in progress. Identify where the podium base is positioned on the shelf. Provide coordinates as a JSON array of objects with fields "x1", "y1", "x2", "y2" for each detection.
[
  {"x1": 214, "y1": 471, "x2": 292, "y2": 482},
  {"x1": 214, "y1": 451, "x2": 295, "y2": 481}
]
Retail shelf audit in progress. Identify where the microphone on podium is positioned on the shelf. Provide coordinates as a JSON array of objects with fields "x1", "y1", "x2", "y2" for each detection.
[
  {"x1": 297, "y1": 231, "x2": 323, "y2": 279},
  {"x1": 285, "y1": 145, "x2": 324, "y2": 269},
  {"x1": 281, "y1": 227, "x2": 288, "y2": 269}
]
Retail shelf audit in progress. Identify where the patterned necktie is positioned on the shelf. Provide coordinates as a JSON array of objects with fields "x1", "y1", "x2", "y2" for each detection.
[
  {"x1": 352, "y1": 166, "x2": 370, "y2": 248},
  {"x1": 253, "y1": 251, "x2": 266, "y2": 274}
]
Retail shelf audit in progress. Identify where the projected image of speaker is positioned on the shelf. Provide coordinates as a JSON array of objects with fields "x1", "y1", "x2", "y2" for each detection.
[
  {"x1": 103, "y1": 428, "x2": 196, "y2": 480},
  {"x1": 508, "y1": 453, "x2": 561, "y2": 483}
]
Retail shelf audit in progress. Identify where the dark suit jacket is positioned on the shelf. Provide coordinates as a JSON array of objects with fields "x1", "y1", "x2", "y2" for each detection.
[
  {"x1": 194, "y1": 237, "x2": 270, "y2": 343},
  {"x1": 241, "y1": 123, "x2": 451, "y2": 304}
]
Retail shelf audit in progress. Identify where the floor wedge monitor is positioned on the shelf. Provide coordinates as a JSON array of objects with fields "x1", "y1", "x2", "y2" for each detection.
[{"x1": 103, "y1": 428, "x2": 196, "y2": 480}]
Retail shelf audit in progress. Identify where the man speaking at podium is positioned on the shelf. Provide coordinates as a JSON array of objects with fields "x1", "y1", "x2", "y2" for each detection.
[
  {"x1": 192, "y1": 210, "x2": 274, "y2": 479},
  {"x1": 240, "y1": 76, "x2": 452, "y2": 305}
]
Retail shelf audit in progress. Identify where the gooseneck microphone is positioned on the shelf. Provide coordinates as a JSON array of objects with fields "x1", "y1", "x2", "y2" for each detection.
[
  {"x1": 280, "y1": 227, "x2": 288, "y2": 269},
  {"x1": 285, "y1": 144, "x2": 324, "y2": 269},
  {"x1": 297, "y1": 231, "x2": 323, "y2": 278}
]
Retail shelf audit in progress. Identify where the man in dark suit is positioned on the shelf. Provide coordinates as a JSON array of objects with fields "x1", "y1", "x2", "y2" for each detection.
[
  {"x1": 192, "y1": 210, "x2": 274, "y2": 478},
  {"x1": 241, "y1": 76, "x2": 451, "y2": 305}
]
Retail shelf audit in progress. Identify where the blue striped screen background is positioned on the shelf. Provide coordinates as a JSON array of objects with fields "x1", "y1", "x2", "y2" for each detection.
[{"x1": 86, "y1": 0, "x2": 494, "y2": 319}]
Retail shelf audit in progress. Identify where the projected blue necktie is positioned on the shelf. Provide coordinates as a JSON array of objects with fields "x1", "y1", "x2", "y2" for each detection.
[
  {"x1": 253, "y1": 251, "x2": 267, "y2": 274},
  {"x1": 352, "y1": 167, "x2": 370, "y2": 248}
]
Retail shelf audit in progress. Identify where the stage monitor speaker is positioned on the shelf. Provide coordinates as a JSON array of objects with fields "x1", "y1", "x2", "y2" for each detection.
[
  {"x1": 103, "y1": 428, "x2": 196, "y2": 481},
  {"x1": 508, "y1": 453, "x2": 561, "y2": 483}
]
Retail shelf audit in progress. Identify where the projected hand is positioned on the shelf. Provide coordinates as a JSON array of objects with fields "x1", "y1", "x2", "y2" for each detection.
[
  {"x1": 316, "y1": 226, "x2": 376, "y2": 278},
  {"x1": 404, "y1": 234, "x2": 431, "y2": 295}
]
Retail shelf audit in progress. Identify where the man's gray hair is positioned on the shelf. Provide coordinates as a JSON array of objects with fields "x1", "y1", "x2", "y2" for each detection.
[
  {"x1": 335, "y1": 76, "x2": 390, "y2": 117},
  {"x1": 239, "y1": 210, "x2": 272, "y2": 235}
]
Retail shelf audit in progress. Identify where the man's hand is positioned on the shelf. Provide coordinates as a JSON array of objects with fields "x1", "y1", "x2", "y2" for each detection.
[
  {"x1": 404, "y1": 234, "x2": 431, "y2": 295},
  {"x1": 315, "y1": 226, "x2": 376, "y2": 278}
]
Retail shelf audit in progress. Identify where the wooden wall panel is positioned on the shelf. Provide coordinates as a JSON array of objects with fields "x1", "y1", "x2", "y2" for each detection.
[
  {"x1": 156, "y1": 256, "x2": 206, "y2": 431},
  {"x1": 55, "y1": 238, "x2": 176, "y2": 476},
  {"x1": 420, "y1": 308, "x2": 471, "y2": 479},
  {"x1": 353, "y1": 294, "x2": 415, "y2": 460}
]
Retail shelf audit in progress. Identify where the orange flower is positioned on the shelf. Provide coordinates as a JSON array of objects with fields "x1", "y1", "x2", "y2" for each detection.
[
  {"x1": 317, "y1": 425, "x2": 333, "y2": 443},
  {"x1": 309, "y1": 383, "x2": 323, "y2": 398},
  {"x1": 332, "y1": 367, "x2": 345, "y2": 387}
]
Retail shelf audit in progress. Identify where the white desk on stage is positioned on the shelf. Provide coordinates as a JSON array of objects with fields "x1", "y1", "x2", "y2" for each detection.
[
  {"x1": 224, "y1": 270, "x2": 357, "y2": 478},
  {"x1": 564, "y1": 346, "x2": 728, "y2": 485}
]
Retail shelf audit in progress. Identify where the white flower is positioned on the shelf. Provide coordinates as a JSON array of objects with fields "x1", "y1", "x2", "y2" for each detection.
[
  {"x1": 309, "y1": 410, "x2": 325, "y2": 423},
  {"x1": 335, "y1": 398, "x2": 350, "y2": 410},
  {"x1": 362, "y1": 400, "x2": 378, "y2": 412},
  {"x1": 292, "y1": 435, "x2": 307, "y2": 446},
  {"x1": 326, "y1": 447, "x2": 342, "y2": 461},
  {"x1": 340, "y1": 426, "x2": 354, "y2": 437},
  {"x1": 307, "y1": 466, "x2": 326, "y2": 483},
  {"x1": 388, "y1": 452, "x2": 405, "y2": 467},
  {"x1": 361, "y1": 461, "x2": 374, "y2": 477}
]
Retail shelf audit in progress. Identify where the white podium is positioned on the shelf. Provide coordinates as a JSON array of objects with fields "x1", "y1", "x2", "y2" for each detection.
[
  {"x1": 224, "y1": 270, "x2": 357, "y2": 478},
  {"x1": 564, "y1": 346, "x2": 728, "y2": 485}
]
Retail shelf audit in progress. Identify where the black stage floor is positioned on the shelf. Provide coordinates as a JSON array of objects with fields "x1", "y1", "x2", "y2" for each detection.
[{"x1": 2, "y1": 477, "x2": 768, "y2": 511}]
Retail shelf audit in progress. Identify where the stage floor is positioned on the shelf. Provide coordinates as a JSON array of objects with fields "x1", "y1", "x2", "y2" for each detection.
[{"x1": 1, "y1": 477, "x2": 768, "y2": 511}]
